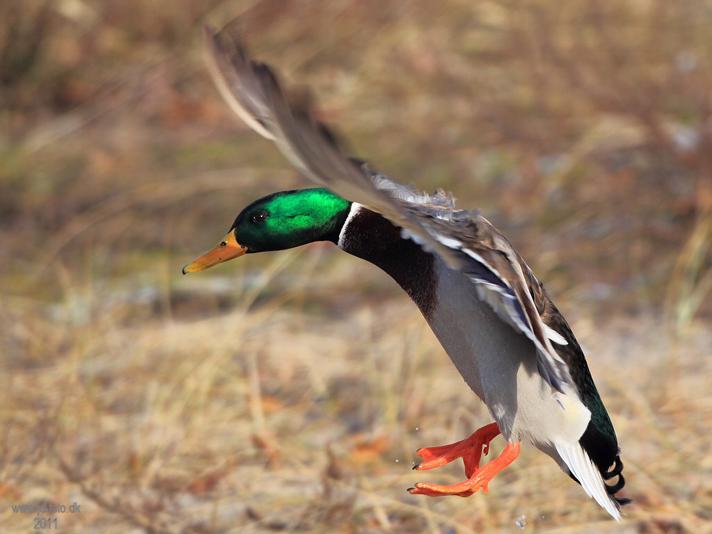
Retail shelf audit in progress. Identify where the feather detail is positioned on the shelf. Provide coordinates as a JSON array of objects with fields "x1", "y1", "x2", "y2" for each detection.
[
  {"x1": 545, "y1": 324, "x2": 569, "y2": 345},
  {"x1": 555, "y1": 441, "x2": 622, "y2": 520}
]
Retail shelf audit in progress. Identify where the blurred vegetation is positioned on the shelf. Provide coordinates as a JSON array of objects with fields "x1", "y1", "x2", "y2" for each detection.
[{"x1": 1, "y1": 1, "x2": 710, "y2": 533}]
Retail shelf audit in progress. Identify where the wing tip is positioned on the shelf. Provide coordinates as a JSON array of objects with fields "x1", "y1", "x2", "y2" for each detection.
[{"x1": 203, "y1": 23, "x2": 284, "y2": 141}]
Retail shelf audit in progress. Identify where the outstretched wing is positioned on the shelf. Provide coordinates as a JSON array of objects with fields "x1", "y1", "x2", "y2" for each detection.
[
  {"x1": 204, "y1": 25, "x2": 574, "y2": 393},
  {"x1": 204, "y1": 27, "x2": 441, "y2": 250}
]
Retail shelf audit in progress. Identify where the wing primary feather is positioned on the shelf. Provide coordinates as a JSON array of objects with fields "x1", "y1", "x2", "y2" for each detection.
[{"x1": 203, "y1": 25, "x2": 472, "y2": 269}]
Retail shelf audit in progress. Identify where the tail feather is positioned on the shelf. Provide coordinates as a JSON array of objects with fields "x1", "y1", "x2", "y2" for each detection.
[
  {"x1": 603, "y1": 455, "x2": 624, "y2": 480},
  {"x1": 555, "y1": 441, "x2": 622, "y2": 521},
  {"x1": 603, "y1": 456, "x2": 630, "y2": 506}
]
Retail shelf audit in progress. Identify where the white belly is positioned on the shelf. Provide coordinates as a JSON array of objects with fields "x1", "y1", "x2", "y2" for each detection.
[{"x1": 426, "y1": 261, "x2": 589, "y2": 452}]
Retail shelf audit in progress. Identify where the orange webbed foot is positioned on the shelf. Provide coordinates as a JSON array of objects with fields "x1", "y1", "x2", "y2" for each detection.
[
  {"x1": 409, "y1": 423, "x2": 520, "y2": 498},
  {"x1": 413, "y1": 422, "x2": 500, "y2": 478}
]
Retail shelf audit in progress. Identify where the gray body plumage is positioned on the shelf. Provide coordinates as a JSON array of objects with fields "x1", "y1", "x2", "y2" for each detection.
[
  {"x1": 341, "y1": 204, "x2": 586, "y2": 466},
  {"x1": 429, "y1": 258, "x2": 586, "y2": 459}
]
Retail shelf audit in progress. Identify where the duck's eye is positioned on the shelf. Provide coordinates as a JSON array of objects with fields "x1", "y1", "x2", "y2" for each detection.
[
  {"x1": 251, "y1": 210, "x2": 268, "y2": 224},
  {"x1": 219, "y1": 241, "x2": 227, "y2": 247}
]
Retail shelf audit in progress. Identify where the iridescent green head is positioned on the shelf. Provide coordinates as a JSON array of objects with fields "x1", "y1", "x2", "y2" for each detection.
[{"x1": 183, "y1": 188, "x2": 351, "y2": 273}]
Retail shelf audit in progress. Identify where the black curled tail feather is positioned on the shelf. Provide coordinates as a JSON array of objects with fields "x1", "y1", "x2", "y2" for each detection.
[{"x1": 603, "y1": 455, "x2": 630, "y2": 506}]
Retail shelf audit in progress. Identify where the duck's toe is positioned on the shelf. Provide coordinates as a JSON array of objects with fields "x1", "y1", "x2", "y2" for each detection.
[
  {"x1": 413, "y1": 422, "x2": 500, "y2": 477},
  {"x1": 410, "y1": 441, "x2": 520, "y2": 499}
]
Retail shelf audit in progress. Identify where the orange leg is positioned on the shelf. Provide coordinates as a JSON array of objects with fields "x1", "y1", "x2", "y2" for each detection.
[{"x1": 409, "y1": 423, "x2": 520, "y2": 497}]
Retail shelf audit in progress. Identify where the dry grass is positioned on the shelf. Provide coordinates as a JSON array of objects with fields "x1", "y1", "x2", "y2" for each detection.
[
  {"x1": 1, "y1": 262, "x2": 710, "y2": 532},
  {"x1": 1, "y1": 1, "x2": 711, "y2": 532}
]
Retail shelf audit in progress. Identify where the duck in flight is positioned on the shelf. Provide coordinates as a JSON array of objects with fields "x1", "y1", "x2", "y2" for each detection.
[{"x1": 183, "y1": 26, "x2": 628, "y2": 519}]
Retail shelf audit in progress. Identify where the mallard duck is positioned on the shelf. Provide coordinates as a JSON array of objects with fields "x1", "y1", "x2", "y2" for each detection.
[{"x1": 183, "y1": 26, "x2": 628, "y2": 519}]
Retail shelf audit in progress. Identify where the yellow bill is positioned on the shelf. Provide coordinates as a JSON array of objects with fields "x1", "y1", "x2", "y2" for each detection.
[{"x1": 182, "y1": 231, "x2": 247, "y2": 274}]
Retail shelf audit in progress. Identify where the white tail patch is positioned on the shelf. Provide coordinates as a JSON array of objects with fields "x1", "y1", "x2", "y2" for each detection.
[
  {"x1": 545, "y1": 324, "x2": 568, "y2": 345},
  {"x1": 555, "y1": 441, "x2": 621, "y2": 521}
]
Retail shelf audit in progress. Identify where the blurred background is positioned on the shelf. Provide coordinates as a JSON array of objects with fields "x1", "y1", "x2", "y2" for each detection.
[{"x1": 1, "y1": 1, "x2": 710, "y2": 532}]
